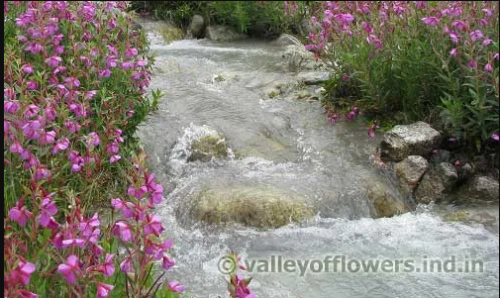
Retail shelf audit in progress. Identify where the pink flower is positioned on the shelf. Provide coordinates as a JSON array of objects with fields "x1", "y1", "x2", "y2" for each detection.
[
  {"x1": 495, "y1": 53, "x2": 499, "y2": 61},
  {"x1": 483, "y1": 39, "x2": 493, "y2": 46},
  {"x1": 334, "y1": 13, "x2": 354, "y2": 24},
  {"x1": 127, "y1": 185, "x2": 148, "y2": 199},
  {"x1": 482, "y1": 8, "x2": 493, "y2": 17},
  {"x1": 449, "y1": 32, "x2": 459, "y2": 44},
  {"x1": 5, "y1": 100, "x2": 20, "y2": 113},
  {"x1": 57, "y1": 255, "x2": 80, "y2": 284},
  {"x1": 449, "y1": 48, "x2": 458, "y2": 57},
  {"x1": 107, "y1": 141, "x2": 120, "y2": 154},
  {"x1": 10, "y1": 141, "x2": 23, "y2": 154},
  {"x1": 451, "y1": 20, "x2": 467, "y2": 31},
  {"x1": 120, "y1": 256, "x2": 132, "y2": 273},
  {"x1": 23, "y1": 104, "x2": 39, "y2": 118},
  {"x1": 112, "y1": 222, "x2": 133, "y2": 242},
  {"x1": 38, "y1": 130, "x2": 56, "y2": 145},
  {"x1": 121, "y1": 61, "x2": 134, "y2": 70},
  {"x1": 27, "y1": 80, "x2": 38, "y2": 90},
  {"x1": 368, "y1": 124, "x2": 377, "y2": 138},
  {"x1": 422, "y1": 17, "x2": 439, "y2": 26},
  {"x1": 38, "y1": 197, "x2": 58, "y2": 227},
  {"x1": 144, "y1": 214, "x2": 165, "y2": 237},
  {"x1": 63, "y1": 77, "x2": 80, "y2": 89},
  {"x1": 22, "y1": 64, "x2": 34, "y2": 74},
  {"x1": 97, "y1": 282, "x2": 114, "y2": 298},
  {"x1": 168, "y1": 281, "x2": 185, "y2": 293},
  {"x1": 34, "y1": 167, "x2": 51, "y2": 181},
  {"x1": 484, "y1": 63, "x2": 493, "y2": 73},
  {"x1": 18, "y1": 290, "x2": 39, "y2": 298},
  {"x1": 45, "y1": 56, "x2": 62, "y2": 68},
  {"x1": 14, "y1": 260, "x2": 36, "y2": 286},
  {"x1": 52, "y1": 137, "x2": 70, "y2": 154},
  {"x1": 467, "y1": 59, "x2": 477, "y2": 69},
  {"x1": 470, "y1": 30, "x2": 484, "y2": 42},
  {"x1": 99, "y1": 69, "x2": 112, "y2": 78},
  {"x1": 442, "y1": 7, "x2": 462, "y2": 17},
  {"x1": 61, "y1": 238, "x2": 85, "y2": 249},
  {"x1": 65, "y1": 121, "x2": 82, "y2": 133},
  {"x1": 125, "y1": 47, "x2": 138, "y2": 58},
  {"x1": 9, "y1": 200, "x2": 33, "y2": 227},
  {"x1": 79, "y1": 213, "x2": 100, "y2": 237},
  {"x1": 110, "y1": 155, "x2": 121, "y2": 163},
  {"x1": 492, "y1": 134, "x2": 499, "y2": 141},
  {"x1": 99, "y1": 254, "x2": 115, "y2": 277},
  {"x1": 86, "y1": 132, "x2": 100, "y2": 147},
  {"x1": 162, "y1": 255, "x2": 175, "y2": 270},
  {"x1": 361, "y1": 21, "x2": 373, "y2": 34}
]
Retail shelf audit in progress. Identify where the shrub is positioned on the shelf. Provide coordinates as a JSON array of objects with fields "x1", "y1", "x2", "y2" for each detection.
[
  {"x1": 307, "y1": 1, "x2": 499, "y2": 151},
  {"x1": 3, "y1": 1, "x2": 181, "y2": 297}
]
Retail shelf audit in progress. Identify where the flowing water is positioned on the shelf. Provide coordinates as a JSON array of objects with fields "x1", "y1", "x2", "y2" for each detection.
[{"x1": 136, "y1": 19, "x2": 499, "y2": 298}]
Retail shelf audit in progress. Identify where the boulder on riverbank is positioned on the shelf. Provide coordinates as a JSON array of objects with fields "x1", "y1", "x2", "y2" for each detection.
[
  {"x1": 191, "y1": 187, "x2": 315, "y2": 228},
  {"x1": 380, "y1": 122, "x2": 442, "y2": 162},
  {"x1": 415, "y1": 162, "x2": 458, "y2": 203},
  {"x1": 187, "y1": 14, "x2": 205, "y2": 38},
  {"x1": 394, "y1": 155, "x2": 429, "y2": 197},
  {"x1": 454, "y1": 175, "x2": 499, "y2": 204},
  {"x1": 205, "y1": 25, "x2": 247, "y2": 41}
]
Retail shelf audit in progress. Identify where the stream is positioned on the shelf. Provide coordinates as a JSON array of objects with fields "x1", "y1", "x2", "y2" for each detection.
[{"x1": 136, "y1": 19, "x2": 499, "y2": 298}]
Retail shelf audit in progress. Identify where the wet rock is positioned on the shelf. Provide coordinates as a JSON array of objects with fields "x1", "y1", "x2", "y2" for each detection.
[
  {"x1": 394, "y1": 155, "x2": 428, "y2": 197},
  {"x1": 188, "y1": 135, "x2": 228, "y2": 162},
  {"x1": 275, "y1": 34, "x2": 303, "y2": 46},
  {"x1": 205, "y1": 25, "x2": 247, "y2": 42},
  {"x1": 159, "y1": 23, "x2": 184, "y2": 44},
  {"x1": 380, "y1": 122, "x2": 442, "y2": 162},
  {"x1": 187, "y1": 14, "x2": 205, "y2": 38},
  {"x1": 191, "y1": 187, "x2": 315, "y2": 228},
  {"x1": 415, "y1": 162, "x2": 458, "y2": 204},
  {"x1": 297, "y1": 71, "x2": 330, "y2": 85},
  {"x1": 366, "y1": 182, "x2": 408, "y2": 218},
  {"x1": 455, "y1": 176, "x2": 499, "y2": 203}
]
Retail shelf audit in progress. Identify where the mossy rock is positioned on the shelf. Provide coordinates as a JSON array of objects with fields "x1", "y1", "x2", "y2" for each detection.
[
  {"x1": 191, "y1": 187, "x2": 315, "y2": 228},
  {"x1": 160, "y1": 24, "x2": 184, "y2": 44},
  {"x1": 441, "y1": 210, "x2": 470, "y2": 222},
  {"x1": 188, "y1": 135, "x2": 228, "y2": 162},
  {"x1": 366, "y1": 182, "x2": 408, "y2": 218}
]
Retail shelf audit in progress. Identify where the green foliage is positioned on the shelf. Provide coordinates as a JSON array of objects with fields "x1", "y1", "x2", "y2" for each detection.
[
  {"x1": 130, "y1": 1, "x2": 321, "y2": 38},
  {"x1": 319, "y1": 2, "x2": 499, "y2": 152}
]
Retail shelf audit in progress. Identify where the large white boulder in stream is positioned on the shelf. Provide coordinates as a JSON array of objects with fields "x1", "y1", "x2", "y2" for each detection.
[{"x1": 191, "y1": 187, "x2": 315, "y2": 228}]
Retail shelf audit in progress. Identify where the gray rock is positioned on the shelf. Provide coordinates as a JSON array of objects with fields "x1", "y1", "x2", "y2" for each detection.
[
  {"x1": 205, "y1": 25, "x2": 247, "y2": 42},
  {"x1": 297, "y1": 71, "x2": 330, "y2": 85},
  {"x1": 415, "y1": 162, "x2": 458, "y2": 203},
  {"x1": 429, "y1": 149, "x2": 451, "y2": 164},
  {"x1": 456, "y1": 176, "x2": 499, "y2": 203},
  {"x1": 394, "y1": 155, "x2": 429, "y2": 196},
  {"x1": 380, "y1": 122, "x2": 442, "y2": 161},
  {"x1": 458, "y1": 163, "x2": 475, "y2": 181},
  {"x1": 275, "y1": 34, "x2": 303, "y2": 46},
  {"x1": 282, "y1": 45, "x2": 315, "y2": 71}
]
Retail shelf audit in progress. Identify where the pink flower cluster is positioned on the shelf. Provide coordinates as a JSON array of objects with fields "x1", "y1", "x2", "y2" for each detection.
[{"x1": 4, "y1": 1, "x2": 182, "y2": 297}]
